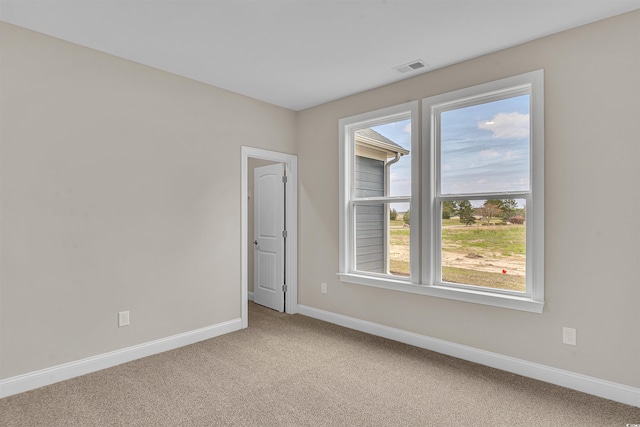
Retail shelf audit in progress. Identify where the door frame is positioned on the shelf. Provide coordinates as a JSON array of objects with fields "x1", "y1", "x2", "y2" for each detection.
[{"x1": 241, "y1": 146, "x2": 298, "y2": 328}]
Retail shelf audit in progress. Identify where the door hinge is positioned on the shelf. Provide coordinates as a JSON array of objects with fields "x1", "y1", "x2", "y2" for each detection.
[
  {"x1": 282, "y1": 284, "x2": 287, "y2": 293},
  {"x1": 282, "y1": 175, "x2": 287, "y2": 183},
  {"x1": 282, "y1": 230, "x2": 287, "y2": 238}
]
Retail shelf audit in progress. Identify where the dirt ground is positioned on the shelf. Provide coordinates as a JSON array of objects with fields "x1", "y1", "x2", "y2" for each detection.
[
  {"x1": 390, "y1": 224, "x2": 526, "y2": 277},
  {"x1": 441, "y1": 250, "x2": 525, "y2": 277}
]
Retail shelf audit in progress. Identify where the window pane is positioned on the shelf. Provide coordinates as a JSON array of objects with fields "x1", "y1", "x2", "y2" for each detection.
[
  {"x1": 355, "y1": 204, "x2": 410, "y2": 277},
  {"x1": 389, "y1": 205, "x2": 410, "y2": 277},
  {"x1": 355, "y1": 119, "x2": 411, "y2": 198},
  {"x1": 441, "y1": 199, "x2": 526, "y2": 292},
  {"x1": 440, "y1": 94, "x2": 530, "y2": 195}
]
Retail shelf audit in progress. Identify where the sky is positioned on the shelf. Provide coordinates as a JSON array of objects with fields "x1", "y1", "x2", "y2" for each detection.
[
  {"x1": 371, "y1": 119, "x2": 411, "y2": 212},
  {"x1": 371, "y1": 94, "x2": 530, "y2": 212},
  {"x1": 371, "y1": 119, "x2": 412, "y2": 197},
  {"x1": 440, "y1": 94, "x2": 530, "y2": 195}
]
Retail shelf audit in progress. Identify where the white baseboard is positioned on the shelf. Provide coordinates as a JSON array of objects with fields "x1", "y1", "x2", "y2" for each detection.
[
  {"x1": 297, "y1": 305, "x2": 640, "y2": 408},
  {"x1": 0, "y1": 318, "x2": 242, "y2": 399},
  {"x1": 248, "y1": 291, "x2": 254, "y2": 301}
]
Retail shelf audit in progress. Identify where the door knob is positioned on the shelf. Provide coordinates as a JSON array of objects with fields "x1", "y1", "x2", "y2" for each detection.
[{"x1": 253, "y1": 240, "x2": 258, "y2": 245}]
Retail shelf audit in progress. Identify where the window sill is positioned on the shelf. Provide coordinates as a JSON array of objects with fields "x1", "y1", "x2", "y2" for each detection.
[{"x1": 337, "y1": 273, "x2": 544, "y2": 313}]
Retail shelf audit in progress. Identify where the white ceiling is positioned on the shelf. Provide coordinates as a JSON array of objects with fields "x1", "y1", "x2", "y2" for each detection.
[{"x1": 2, "y1": 0, "x2": 639, "y2": 111}]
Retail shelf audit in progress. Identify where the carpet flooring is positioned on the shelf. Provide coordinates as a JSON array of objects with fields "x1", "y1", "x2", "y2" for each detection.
[{"x1": 1, "y1": 302, "x2": 639, "y2": 426}]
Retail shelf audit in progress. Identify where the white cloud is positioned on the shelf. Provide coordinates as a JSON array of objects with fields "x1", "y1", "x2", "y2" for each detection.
[
  {"x1": 403, "y1": 122, "x2": 411, "y2": 134},
  {"x1": 478, "y1": 112, "x2": 529, "y2": 139},
  {"x1": 480, "y1": 149, "x2": 500, "y2": 159},
  {"x1": 504, "y1": 150, "x2": 521, "y2": 160},
  {"x1": 390, "y1": 173, "x2": 410, "y2": 184}
]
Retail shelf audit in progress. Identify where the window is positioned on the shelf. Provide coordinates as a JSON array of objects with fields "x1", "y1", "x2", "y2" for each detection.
[
  {"x1": 339, "y1": 71, "x2": 544, "y2": 312},
  {"x1": 339, "y1": 102, "x2": 419, "y2": 282}
]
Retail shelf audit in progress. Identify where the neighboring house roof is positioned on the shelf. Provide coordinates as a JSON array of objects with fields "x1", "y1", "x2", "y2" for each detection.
[{"x1": 355, "y1": 128, "x2": 410, "y2": 157}]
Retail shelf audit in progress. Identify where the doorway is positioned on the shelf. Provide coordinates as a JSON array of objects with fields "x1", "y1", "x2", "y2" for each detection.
[{"x1": 241, "y1": 147, "x2": 298, "y2": 328}]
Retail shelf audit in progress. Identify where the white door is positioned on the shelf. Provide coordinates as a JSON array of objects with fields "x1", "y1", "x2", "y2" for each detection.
[{"x1": 253, "y1": 163, "x2": 286, "y2": 312}]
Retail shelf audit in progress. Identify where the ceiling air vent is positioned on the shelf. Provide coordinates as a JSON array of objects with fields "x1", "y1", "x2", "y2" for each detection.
[{"x1": 394, "y1": 60, "x2": 428, "y2": 74}]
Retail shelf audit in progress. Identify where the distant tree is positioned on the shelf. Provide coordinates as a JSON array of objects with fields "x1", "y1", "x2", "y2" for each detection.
[
  {"x1": 498, "y1": 199, "x2": 518, "y2": 222},
  {"x1": 442, "y1": 201, "x2": 458, "y2": 219},
  {"x1": 390, "y1": 208, "x2": 398, "y2": 221},
  {"x1": 457, "y1": 201, "x2": 475, "y2": 226},
  {"x1": 480, "y1": 200, "x2": 502, "y2": 225},
  {"x1": 403, "y1": 210, "x2": 410, "y2": 225},
  {"x1": 517, "y1": 204, "x2": 526, "y2": 219}
]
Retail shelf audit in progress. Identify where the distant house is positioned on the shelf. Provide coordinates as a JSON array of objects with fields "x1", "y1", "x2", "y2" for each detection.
[{"x1": 354, "y1": 128, "x2": 409, "y2": 274}]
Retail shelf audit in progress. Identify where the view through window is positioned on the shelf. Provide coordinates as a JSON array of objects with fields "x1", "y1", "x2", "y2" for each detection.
[
  {"x1": 353, "y1": 118, "x2": 412, "y2": 277},
  {"x1": 437, "y1": 94, "x2": 530, "y2": 292}
]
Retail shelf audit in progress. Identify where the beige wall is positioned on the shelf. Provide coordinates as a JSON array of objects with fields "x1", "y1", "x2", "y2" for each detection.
[
  {"x1": 0, "y1": 23, "x2": 296, "y2": 378},
  {"x1": 297, "y1": 11, "x2": 640, "y2": 387}
]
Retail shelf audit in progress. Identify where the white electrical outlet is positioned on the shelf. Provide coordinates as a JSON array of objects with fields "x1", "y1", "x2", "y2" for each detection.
[
  {"x1": 562, "y1": 327, "x2": 576, "y2": 345},
  {"x1": 118, "y1": 311, "x2": 130, "y2": 327},
  {"x1": 321, "y1": 282, "x2": 327, "y2": 294}
]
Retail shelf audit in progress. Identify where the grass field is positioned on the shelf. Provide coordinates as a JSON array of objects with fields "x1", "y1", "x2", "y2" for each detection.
[
  {"x1": 388, "y1": 216, "x2": 526, "y2": 291},
  {"x1": 389, "y1": 219, "x2": 410, "y2": 277},
  {"x1": 442, "y1": 226, "x2": 525, "y2": 257},
  {"x1": 441, "y1": 266, "x2": 525, "y2": 292}
]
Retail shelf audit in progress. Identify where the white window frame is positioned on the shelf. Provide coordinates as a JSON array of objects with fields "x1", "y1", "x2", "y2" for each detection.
[
  {"x1": 338, "y1": 101, "x2": 420, "y2": 286},
  {"x1": 424, "y1": 70, "x2": 544, "y2": 311},
  {"x1": 339, "y1": 71, "x2": 544, "y2": 313}
]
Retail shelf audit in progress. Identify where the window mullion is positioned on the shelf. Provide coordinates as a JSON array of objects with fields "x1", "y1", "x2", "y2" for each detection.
[{"x1": 353, "y1": 196, "x2": 411, "y2": 204}]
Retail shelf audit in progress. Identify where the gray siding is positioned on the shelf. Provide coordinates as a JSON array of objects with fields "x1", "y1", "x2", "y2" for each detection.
[{"x1": 355, "y1": 156, "x2": 385, "y2": 273}]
